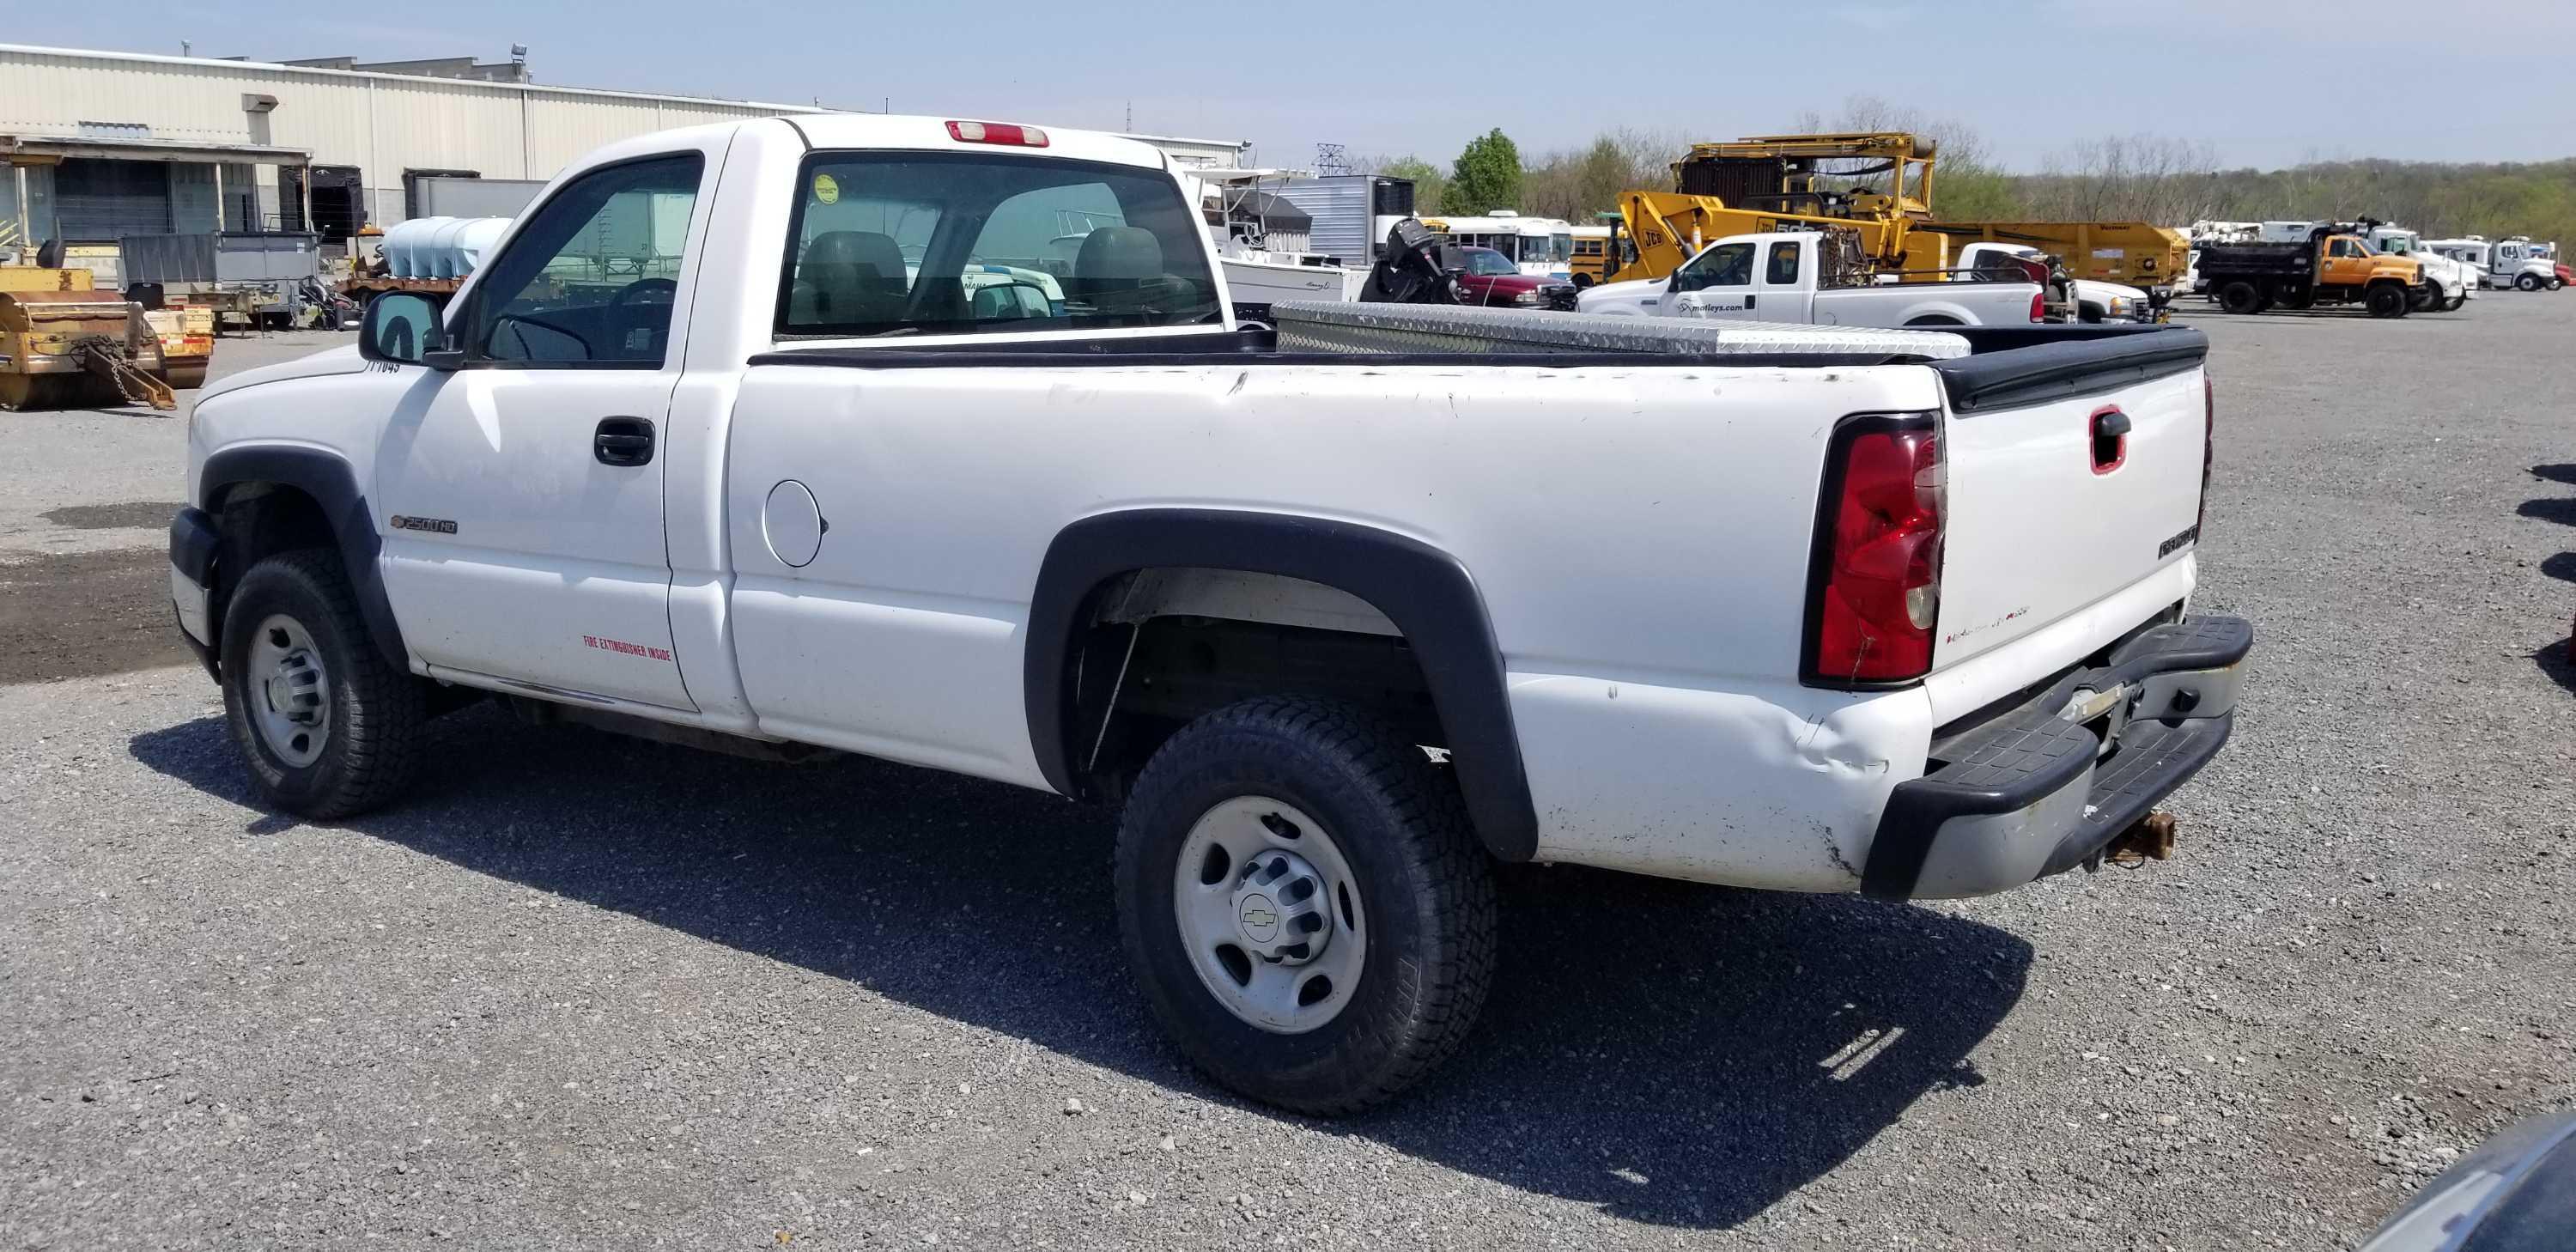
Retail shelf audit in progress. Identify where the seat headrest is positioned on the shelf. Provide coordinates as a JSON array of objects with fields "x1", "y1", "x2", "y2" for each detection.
[
  {"x1": 803, "y1": 231, "x2": 907, "y2": 290},
  {"x1": 1074, "y1": 227, "x2": 1163, "y2": 285}
]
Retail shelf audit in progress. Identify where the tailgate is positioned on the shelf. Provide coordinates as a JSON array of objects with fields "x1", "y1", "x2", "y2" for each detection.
[{"x1": 1928, "y1": 329, "x2": 2208, "y2": 672}]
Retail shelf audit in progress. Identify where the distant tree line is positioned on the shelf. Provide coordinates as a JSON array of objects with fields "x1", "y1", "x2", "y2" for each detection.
[{"x1": 1351, "y1": 94, "x2": 2576, "y2": 246}]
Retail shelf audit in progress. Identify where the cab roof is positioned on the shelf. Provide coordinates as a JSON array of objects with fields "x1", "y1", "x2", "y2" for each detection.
[{"x1": 770, "y1": 114, "x2": 1177, "y2": 172}]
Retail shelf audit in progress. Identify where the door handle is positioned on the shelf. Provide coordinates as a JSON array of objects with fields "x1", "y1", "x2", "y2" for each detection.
[{"x1": 594, "y1": 416, "x2": 655, "y2": 467}]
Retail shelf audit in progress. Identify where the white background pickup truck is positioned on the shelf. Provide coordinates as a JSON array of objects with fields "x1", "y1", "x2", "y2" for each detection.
[
  {"x1": 1577, "y1": 229, "x2": 2044, "y2": 327},
  {"x1": 170, "y1": 114, "x2": 2249, "y2": 1113}
]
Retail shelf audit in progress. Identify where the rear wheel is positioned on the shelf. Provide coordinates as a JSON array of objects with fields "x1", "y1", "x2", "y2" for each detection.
[
  {"x1": 1903, "y1": 314, "x2": 1963, "y2": 327},
  {"x1": 220, "y1": 550, "x2": 427, "y2": 818},
  {"x1": 2275, "y1": 287, "x2": 2315, "y2": 310},
  {"x1": 2366, "y1": 283, "x2": 2409, "y2": 318},
  {"x1": 2217, "y1": 281, "x2": 2263, "y2": 314},
  {"x1": 1113, "y1": 696, "x2": 1497, "y2": 1115}
]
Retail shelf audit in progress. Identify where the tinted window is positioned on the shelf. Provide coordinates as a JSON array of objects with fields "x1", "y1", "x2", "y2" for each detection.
[
  {"x1": 1766, "y1": 240, "x2": 1803, "y2": 284},
  {"x1": 1461, "y1": 247, "x2": 1517, "y2": 277},
  {"x1": 1674, "y1": 241, "x2": 1755, "y2": 290},
  {"x1": 779, "y1": 152, "x2": 1218, "y2": 337},
  {"x1": 465, "y1": 154, "x2": 702, "y2": 366}
]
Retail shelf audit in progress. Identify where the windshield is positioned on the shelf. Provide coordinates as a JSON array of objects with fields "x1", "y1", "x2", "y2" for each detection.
[
  {"x1": 1461, "y1": 247, "x2": 1518, "y2": 277},
  {"x1": 779, "y1": 152, "x2": 1218, "y2": 337},
  {"x1": 1546, "y1": 233, "x2": 1572, "y2": 264}
]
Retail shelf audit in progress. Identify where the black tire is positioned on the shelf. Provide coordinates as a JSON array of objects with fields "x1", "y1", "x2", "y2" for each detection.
[
  {"x1": 1113, "y1": 696, "x2": 1497, "y2": 1115},
  {"x1": 2553, "y1": 277, "x2": 2567, "y2": 291},
  {"x1": 2275, "y1": 287, "x2": 2315, "y2": 310},
  {"x1": 220, "y1": 550, "x2": 427, "y2": 819},
  {"x1": 1571, "y1": 273, "x2": 1594, "y2": 289},
  {"x1": 2409, "y1": 285, "x2": 2439, "y2": 312},
  {"x1": 2366, "y1": 283, "x2": 2408, "y2": 318},
  {"x1": 2217, "y1": 281, "x2": 2263, "y2": 314},
  {"x1": 2444, "y1": 294, "x2": 2468, "y2": 312},
  {"x1": 2516, "y1": 272, "x2": 2543, "y2": 292},
  {"x1": 1902, "y1": 314, "x2": 1963, "y2": 326}
]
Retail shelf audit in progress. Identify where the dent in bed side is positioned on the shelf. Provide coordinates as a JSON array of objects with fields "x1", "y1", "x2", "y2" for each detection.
[{"x1": 1024, "y1": 507, "x2": 1539, "y2": 862}]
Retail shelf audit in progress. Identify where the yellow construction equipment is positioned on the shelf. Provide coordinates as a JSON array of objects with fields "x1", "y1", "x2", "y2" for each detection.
[
  {"x1": 1602, "y1": 131, "x2": 2189, "y2": 302},
  {"x1": 1914, "y1": 221, "x2": 2190, "y2": 298},
  {"x1": 1603, "y1": 133, "x2": 1951, "y2": 285},
  {"x1": 0, "y1": 267, "x2": 177, "y2": 411}
]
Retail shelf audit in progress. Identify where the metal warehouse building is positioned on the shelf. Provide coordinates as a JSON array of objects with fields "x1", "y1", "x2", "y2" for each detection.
[{"x1": 0, "y1": 43, "x2": 1251, "y2": 250}]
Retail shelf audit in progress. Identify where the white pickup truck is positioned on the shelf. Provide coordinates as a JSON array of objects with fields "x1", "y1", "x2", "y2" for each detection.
[
  {"x1": 1577, "y1": 229, "x2": 2044, "y2": 326},
  {"x1": 169, "y1": 115, "x2": 2249, "y2": 1113}
]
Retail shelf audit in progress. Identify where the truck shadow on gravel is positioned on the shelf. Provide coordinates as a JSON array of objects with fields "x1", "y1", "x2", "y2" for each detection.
[{"x1": 128, "y1": 705, "x2": 2031, "y2": 1230}]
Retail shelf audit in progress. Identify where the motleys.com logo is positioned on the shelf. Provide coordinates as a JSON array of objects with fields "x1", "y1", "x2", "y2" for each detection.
[{"x1": 583, "y1": 635, "x2": 673, "y2": 662}]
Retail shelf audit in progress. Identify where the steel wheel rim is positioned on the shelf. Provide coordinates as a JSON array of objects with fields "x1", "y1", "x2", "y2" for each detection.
[
  {"x1": 1172, "y1": 796, "x2": 1367, "y2": 1034},
  {"x1": 245, "y1": 613, "x2": 331, "y2": 769}
]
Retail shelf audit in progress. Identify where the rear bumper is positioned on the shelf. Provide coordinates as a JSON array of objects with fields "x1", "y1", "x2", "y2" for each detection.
[{"x1": 1861, "y1": 614, "x2": 2252, "y2": 900}]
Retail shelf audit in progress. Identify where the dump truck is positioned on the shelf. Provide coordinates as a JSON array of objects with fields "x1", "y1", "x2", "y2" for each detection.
[
  {"x1": 0, "y1": 265, "x2": 176, "y2": 410},
  {"x1": 2192, "y1": 225, "x2": 2426, "y2": 317}
]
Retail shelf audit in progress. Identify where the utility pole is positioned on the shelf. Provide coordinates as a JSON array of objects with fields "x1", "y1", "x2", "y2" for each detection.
[{"x1": 1125, "y1": 100, "x2": 1133, "y2": 131}]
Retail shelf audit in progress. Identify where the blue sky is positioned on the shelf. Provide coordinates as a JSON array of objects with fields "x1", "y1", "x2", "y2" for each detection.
[{"x1": 17, "y1": 0, "x2": 2576, "y2": 172}]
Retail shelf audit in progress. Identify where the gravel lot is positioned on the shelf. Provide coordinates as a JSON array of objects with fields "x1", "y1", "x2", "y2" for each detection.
[{"x1": 4, "y1": 303, "x2": 2573, "y2": 1250}]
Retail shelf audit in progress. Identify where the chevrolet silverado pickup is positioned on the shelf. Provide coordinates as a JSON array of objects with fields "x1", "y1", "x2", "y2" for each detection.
[{"x1": 170, "y1": 115, "x2": 2250, "y2": 1113}]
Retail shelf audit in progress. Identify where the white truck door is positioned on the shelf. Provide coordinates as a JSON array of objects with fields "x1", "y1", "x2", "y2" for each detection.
[
  {"x1": 372, "y1": 149, "x2": 715, "y2": 710},
  {"x1": 1662, "y1": 240, "x2": 1759, "y2": 319},
  {"x1": 1755, "y1": 237, "x2": 1815, "y2": 322}
]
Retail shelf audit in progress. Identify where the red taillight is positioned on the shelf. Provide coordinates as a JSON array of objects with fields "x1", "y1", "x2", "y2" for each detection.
[
  {"x1": 1806, "y1": 418, "x2": 1943, "y2": 685},
  {"x1": 2028, "y1": 289, "x2": 2046, "y2": 323},
  {"x1": 945, "y1": 119, "x2": 1049, "y2": 148}
]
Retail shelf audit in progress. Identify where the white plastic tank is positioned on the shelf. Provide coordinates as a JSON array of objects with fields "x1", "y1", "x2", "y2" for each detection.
[
  {"x1": 453, "y1": 218, "x2": 512, "y2": 275},
  {"x1": 384, "y1": 216, "x2": 452, "y2": 279},
  {"x1": 427, "y1": 218, "x2": 471, "y2": 278},
  {"x1": 382, "y1": 216, "x2": 513, "y2": 280}
]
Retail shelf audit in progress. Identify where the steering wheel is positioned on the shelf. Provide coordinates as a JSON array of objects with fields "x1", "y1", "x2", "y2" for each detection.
[{"x1": 610, "y1": 277, "x2": 677, "y2": 311}]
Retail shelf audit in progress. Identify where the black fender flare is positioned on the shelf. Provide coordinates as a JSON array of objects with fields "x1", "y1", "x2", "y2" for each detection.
[
  {"x1": 199, "y1": 445, "x2": 410, "y2": 670},
  {"x1": 1024, "y1": 507, "x2": 1538, "y2": 861}
]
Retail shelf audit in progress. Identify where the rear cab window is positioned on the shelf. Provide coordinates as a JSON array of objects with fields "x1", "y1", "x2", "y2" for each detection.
[{"x1": 775, "y1": 152, "x2": 1220, "y2": 338}]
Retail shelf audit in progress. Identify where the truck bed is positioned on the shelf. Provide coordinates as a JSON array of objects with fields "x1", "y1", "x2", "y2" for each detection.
[{"x1": 750, "y1": 316, "x2": 2205, "y2": 416}]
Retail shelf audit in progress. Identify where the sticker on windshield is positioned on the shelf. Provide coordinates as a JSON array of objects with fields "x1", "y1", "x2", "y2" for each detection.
[{"x1": 812, "y1": 173, "x2": 840, "y2": 205}]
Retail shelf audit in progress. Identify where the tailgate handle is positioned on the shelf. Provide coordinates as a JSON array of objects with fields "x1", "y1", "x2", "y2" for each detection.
[{"x1": 2090, "y1": 406, "x2": 2131, "y2": 474}]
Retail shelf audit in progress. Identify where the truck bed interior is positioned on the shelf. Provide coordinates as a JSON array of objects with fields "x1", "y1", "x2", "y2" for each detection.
[{"x1": 748, "y1": 321, "x2": 2208, "y2": 416}]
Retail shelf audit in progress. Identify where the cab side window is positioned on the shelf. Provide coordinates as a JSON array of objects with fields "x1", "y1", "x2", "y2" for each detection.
[
  {"x1": 1672, "y1": 241, "x2": 1755, "y2": 292},
  {"x1": 462, "y1": 155, "x2": 703, "y2": 367},
  {"x1": 1765, "y1": 240, "x2": 1803, "y2": 285}
]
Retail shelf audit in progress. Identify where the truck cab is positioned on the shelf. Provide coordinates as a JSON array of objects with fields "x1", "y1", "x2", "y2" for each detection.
[{"x1": 2492, "y1": 237, "x2": 2564, "y2": 290}]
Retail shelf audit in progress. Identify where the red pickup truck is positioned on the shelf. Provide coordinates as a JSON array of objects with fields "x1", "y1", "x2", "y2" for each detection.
[{"x1": 1453, "y1": 246, "x2": 1578, "y2": 310}]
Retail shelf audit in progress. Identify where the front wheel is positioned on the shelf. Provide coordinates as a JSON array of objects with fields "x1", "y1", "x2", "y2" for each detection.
[
  {"x1": 220, "y1": 550, "x2": 427, "y2": 818},
  {"x1": 2553, "y1": 277, "x2": 2567, "y2": 291},
  {"x1": 2517, "y1": 272, "x2": 2543, "y2": 292},
  {"x1": 2445, "y1": 294, "x2": 2468, "y2": 312},
  {"x1": 2409, "y1": 285, "x2": 2439, "y2": 312},
  {"x1": 2366, "y1": 283, "x2": 2409, "y2": 318},
  {"x1": 1113, "y1": 697, "x2": 1497, "y2": 1115}
]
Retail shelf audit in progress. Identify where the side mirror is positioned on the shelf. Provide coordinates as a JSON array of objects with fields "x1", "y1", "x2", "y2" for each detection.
[{"x1": 357, "y1": 291, "x2": 455, "y2": 368}]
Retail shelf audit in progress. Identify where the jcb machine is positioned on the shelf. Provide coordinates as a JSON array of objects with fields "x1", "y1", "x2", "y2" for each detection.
[
  {"x1": 0, "y1": 263, "x2": 177, "y2": 411},
  {"x1": 1603, "y1": 133, "x2": 1949, "y2": 286},
  {"x1": 1606, "y1": 132, "x2": 2190, "y2": 309}
]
